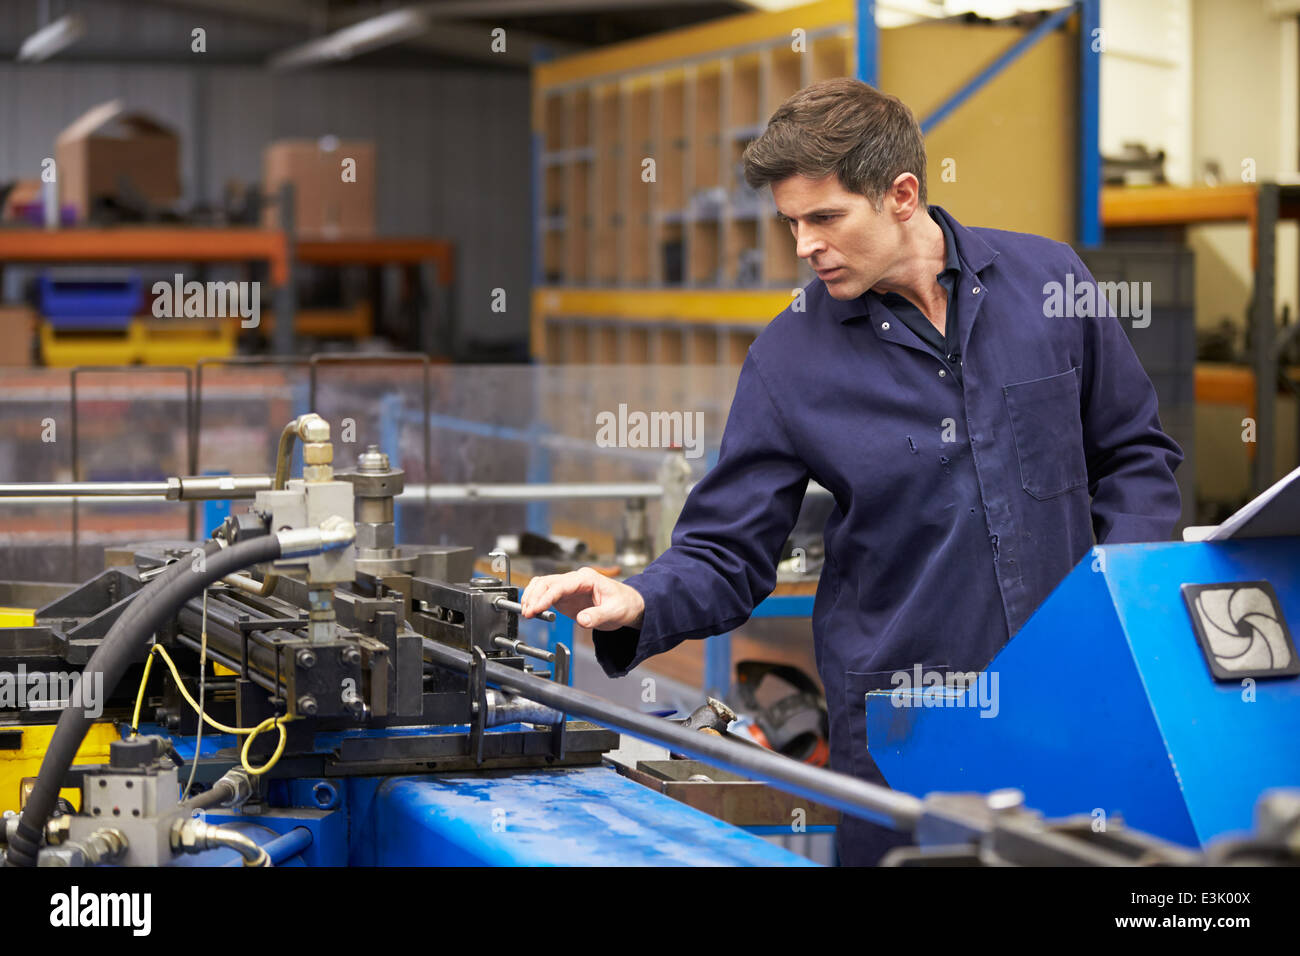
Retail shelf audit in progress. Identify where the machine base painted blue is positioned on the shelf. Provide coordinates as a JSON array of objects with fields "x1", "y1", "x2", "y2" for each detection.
[
  {"x1": 348, "y1": 768, "x2": 817, "y2": 866},
  {"x1": 189, "y1": 769, "x2": 814, "y2": 866},
  {"x1": 866, "y1": 539, "x2": 1300, "y2": 849},
  {"x1": 153, "y1": 724, "x2": 816, "y2": 866}
]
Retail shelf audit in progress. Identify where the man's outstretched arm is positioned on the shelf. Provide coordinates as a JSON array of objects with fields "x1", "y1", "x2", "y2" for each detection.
[{"x1": 521, "y1": 351, "x2": 811, "y2": 677}]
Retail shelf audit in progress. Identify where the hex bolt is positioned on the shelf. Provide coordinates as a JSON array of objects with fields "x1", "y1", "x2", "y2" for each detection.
[
  {"x1": 297, "y1": 695, "x2": 318, "y2": 716},
  {"x1": 296, "y1": 649, "x2": 317, "y2": 669}
]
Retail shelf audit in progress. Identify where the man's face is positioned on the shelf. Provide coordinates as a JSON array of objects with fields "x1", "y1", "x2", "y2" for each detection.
[{"x1": 771, "y1": 172, "x2": 901, "y2": 300}]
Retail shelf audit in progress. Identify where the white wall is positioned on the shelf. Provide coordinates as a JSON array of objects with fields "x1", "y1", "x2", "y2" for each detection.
[
  {"x1": 1099, "y1": 0, "x2": 1193, "y2": 185},
  {"x1": 1190, "y1": 0, "x2": 1298, "y2": 332}
]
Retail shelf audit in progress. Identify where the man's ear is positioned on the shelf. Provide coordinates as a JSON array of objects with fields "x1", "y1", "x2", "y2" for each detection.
[{"x1": 888, "y1": 172, "x2": 921, "y2": 220}]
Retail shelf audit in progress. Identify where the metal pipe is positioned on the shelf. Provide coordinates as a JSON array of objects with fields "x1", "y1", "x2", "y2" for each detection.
[
  {"x1": 0, "y1": 481, "x2": 170, "y2": 497},
  {"x1": 421, "y1": 639, "x2": 923, "y2": 833},
  {"x1": 171, "y1": 475, "x2": 274, "y2": 500},
  {"x1": 173, "y1": 631, "x2": 279, "y2": 694},
  {"x1": 492, "y1": 596, "x2": 554, "y2": 623},
  {"x1": 0, "y1": 479, "x2": 832, "y2": 505},
  {"x1": 404, "y1": 482, "x2": 665, "y2": 501},
  {"x1": 492, "y1": 634, "x2": 554, "y2": 662},
  {"x1": 0, "y1": 476, "x2": 273, "y2": 500},
  {"x1": 485, "y1": 689, "x2": 563, "y2": 727},
  {"x1": 175, "y1": 595, "x2": 303, "y2": 693},
  {"x1": 399, "y1": 481, "x2": 833, "y2": 502},
  {"x1": 239, "y1": 414, "x2": 332, "y2": 600}
]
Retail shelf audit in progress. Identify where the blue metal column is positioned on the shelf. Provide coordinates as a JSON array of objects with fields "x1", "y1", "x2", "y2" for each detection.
[
  {"x1": 704, "y1": 633, "x2": 732, "y2": 699},
  {"x1": 702, "y1": 596, "x2": 815, "y2": 697},
  {"x1": 855, "y1": 0, "x2": 877, "y2": 86},
  {"x1": 920, "y1": 5, "x2": 1075, "y2": 134},
  {"x1": 1077, "y1": 0, "x2": 1101, "y2": 246}
]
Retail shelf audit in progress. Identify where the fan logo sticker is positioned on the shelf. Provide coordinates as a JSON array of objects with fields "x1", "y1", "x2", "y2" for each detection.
[{"x1": 1182, "y1": 581, "x2": 1300, "y2": 681}]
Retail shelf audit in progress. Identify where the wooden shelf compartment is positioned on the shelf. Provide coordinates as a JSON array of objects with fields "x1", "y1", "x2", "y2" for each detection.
[
  {"x1": 568, "y1": 161, "x2": 592, "y2": 282},
  {"x1": 810, "y1": 30, "x2": 852, "y2": 82},
  {"x1": 572, "y1": 88, "x2": 592, "y2": 150},
  {"x1": 726, "y1": 218, "x2": 760, "y2": 286},
  {"x1": 691, "y1": 66, "x2": 723, "y2": 192},
  {"x1": 690, "y1": 220, "x2": 721, "y2": 285},
  {"x1": 660, "y1": 73, "x2": 688, "y2": 212},
  {"x1": 730, "y1": 52, "x2": 762, "y2": 129},
  {"x1": 658, "y1": 221, "x2": 684, "y2": 286},
  {"x1": 763, "y1": 214, "x2": 802, "y2": 286},
  {"x1": 766, "y1": 45, "x2": 804, "y2": 115},
  {"x1": 543, "y1": 92, "x2": 565, "y2": 149}
]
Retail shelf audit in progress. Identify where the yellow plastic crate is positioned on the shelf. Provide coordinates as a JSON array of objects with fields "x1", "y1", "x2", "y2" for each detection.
[{"x1": 40, "y1": 318, "x2": 237, "y2": 366}]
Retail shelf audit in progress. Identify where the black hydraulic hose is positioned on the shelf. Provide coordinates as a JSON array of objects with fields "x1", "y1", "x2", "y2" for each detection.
[
  {"x1": 421, "y1": 638, "x2": 924, "y2": 834},
  {"x1": 5, "y1": 534, "x2": 283, "y2": 867}
]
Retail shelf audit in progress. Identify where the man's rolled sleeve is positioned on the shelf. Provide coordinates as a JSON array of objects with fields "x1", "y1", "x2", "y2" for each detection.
[{"x1": 591, "y1": 351, "x2": 810, "y2": 677}]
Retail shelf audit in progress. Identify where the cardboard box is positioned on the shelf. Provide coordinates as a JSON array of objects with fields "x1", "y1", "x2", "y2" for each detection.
[
  {"x1": 0, "y1": 306, "x2": 38, "y2": 367},
  {"x1": 1, "y1": 180, "x2": 40, "y2": 222},
  {"x1": 55, "y1": 100, "x2": 181, "y2": 220},
  {"x1": 262, "y1": 138, "x2": 376, "y2": 239}
]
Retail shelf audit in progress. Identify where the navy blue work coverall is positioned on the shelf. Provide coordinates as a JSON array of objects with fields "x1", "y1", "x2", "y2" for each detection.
[{"x1": 592, "y1": 206, "x2": 1184, "y2": 865}]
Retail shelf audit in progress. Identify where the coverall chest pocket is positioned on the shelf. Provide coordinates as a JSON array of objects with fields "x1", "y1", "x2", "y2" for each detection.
[{"x1": 1003, "y1": 367, "x2": 1089, "y2": 500}]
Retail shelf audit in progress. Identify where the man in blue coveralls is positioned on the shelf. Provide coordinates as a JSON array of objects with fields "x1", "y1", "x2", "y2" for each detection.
[{"x1": 520, "y1": 78, "x2": 1183, "y2": 865}]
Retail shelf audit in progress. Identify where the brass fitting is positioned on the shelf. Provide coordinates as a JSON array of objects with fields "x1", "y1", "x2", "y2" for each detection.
[
  {"x1": 303, "y1": 442, "x2": 333, "y2": 465},
  {"x1": 297, "y1": 414, "x2": 330, "y2": 443}
]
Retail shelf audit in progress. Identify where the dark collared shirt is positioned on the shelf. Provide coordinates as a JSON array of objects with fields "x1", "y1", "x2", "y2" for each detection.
[
  {"x1": 593, "y1": 206, "x2": 1183, "y2": 865},
  {"x1": 869, "y1": 208, "x2": 963, "y2": 383}
]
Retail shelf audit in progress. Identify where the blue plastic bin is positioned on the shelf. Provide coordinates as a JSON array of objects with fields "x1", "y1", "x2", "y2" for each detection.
[{"x1": 39, "y1": 274, "x2": 143, "y2": 330}]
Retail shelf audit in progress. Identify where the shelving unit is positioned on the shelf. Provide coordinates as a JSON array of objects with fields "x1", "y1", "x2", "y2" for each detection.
[
  {"x1": 0, "y1": 227, "x2": 455, "y2": 360},
  {"x1": 1103, "y1": 182, "x2": 1300, "y2": 495},
  {"x1": 531, "y1": 0, "x2": 1087, "y2": 364}
]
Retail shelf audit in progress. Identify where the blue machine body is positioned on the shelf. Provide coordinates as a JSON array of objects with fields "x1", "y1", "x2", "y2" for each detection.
[
  {"x1": 865, "y1": 538, "x2": 1300, "y2": 848},
  {"x1": 156, "y1": 724, "x2": 816, "y2": 866}
]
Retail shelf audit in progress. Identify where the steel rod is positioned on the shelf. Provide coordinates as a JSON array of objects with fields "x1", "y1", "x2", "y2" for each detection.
[
  {"x1": 492, "y1": 596, "x2": 555, "y2": 622},
  {"x1": 421, "y1": 638, "x2": 923, "y2": 833},
  {"x1": 0, "y1": 482, "x2": 170, "y2": 497},
  {"x1": 0, "y1": 479, "x2": 831, "y2": 504}
]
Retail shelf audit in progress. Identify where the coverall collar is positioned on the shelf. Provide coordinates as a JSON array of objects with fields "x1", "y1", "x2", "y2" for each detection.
[{"x1": 824, "y1": 205, "x2": 999, "y2": 325}]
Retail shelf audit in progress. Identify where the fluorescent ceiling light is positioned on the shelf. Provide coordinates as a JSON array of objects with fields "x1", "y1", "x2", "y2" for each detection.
[
  {"x1": 17, "y1": 12, "x2": 86, "y2": 62},
  {"x1": 268, "y1": 8, "x2": 429, "y2": 70}
]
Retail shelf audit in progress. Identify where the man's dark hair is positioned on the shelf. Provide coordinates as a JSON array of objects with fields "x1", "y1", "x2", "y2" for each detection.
[{"x1": 741, "y1": 77, "x2": 927, "y2": 210}]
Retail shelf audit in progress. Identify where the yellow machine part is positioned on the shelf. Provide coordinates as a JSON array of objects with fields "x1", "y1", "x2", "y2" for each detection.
[
  {"x1": 0, "y1": 607, "x2": 36, "y2": 627},
  {"x1": 0, "y1": 723, "x2": 120, "y2": 814}
]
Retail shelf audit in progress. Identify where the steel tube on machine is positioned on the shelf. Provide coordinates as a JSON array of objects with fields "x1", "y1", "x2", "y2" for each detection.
[
  {"x1": 0, "y1": 481, "x2": 170, "y2": 497},
  {"x1": 0, "y1": 476, "x2": 273, "y2": 500},
  {"x1": 399, "y1": 482, "x2": 834, "y2": 502},
  {"x1": 173, "y1": 632, "x2": 279, "y2": 694},
  {"x1": 403, "y1": 482, "x2": 664, "y2": 501},
  {"x1": 0, "y1": 480, "x2": 833, "y2": 504},
  {"x1": 176, "y1": 599, "x2": 298, "y2": 693},
  {"x1": 168, "y1": 475, "x2": 275, "y2": 500},
  {"x1": 421, "y1": 639, "x2": 923, "y2": 834}
]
